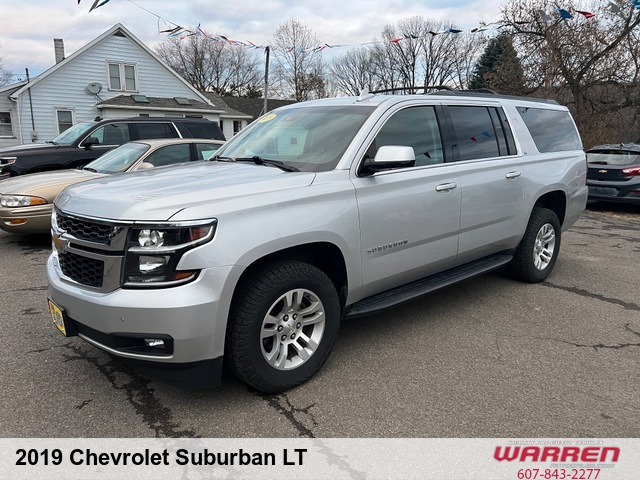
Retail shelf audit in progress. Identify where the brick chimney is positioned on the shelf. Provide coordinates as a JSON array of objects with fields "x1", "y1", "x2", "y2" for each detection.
[{"x1": 54, "y1": 38, "x2": 65, "y2": 64}]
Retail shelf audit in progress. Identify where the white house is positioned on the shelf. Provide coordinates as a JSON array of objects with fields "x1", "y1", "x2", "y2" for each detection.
[{"x1": 0, "y1": 24, "x2": 251, "y2": 148}]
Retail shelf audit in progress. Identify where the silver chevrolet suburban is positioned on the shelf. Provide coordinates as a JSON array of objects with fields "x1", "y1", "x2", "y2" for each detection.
[{"x1": 46, "y1": 90, "x2": 588, "y2": 393}]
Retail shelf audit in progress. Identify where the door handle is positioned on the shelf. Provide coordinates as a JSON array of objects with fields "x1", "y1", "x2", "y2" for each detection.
[
  {"x1": 505, "y1": 171, "x2": 522, "y2": 179},
  {"x1": 435, "y1": 182, "x2": 458, "y2": 192}
]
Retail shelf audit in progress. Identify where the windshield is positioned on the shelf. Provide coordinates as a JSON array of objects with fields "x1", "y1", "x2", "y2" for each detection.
[
  {"x1": 215, "y1": 105, "x2": 375, "y2": 172},
  {"x1": 84, "y1": 142, "x2": 150, "y2": 174},
  {"x1": 587, "y1": 151, "x2": 640, "y2": 166},
  {"x1": 50, "y1": 122, "x2": 95, "y2": 146}
]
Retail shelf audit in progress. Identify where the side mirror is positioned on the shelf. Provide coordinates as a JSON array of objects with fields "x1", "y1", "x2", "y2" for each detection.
[
  {"x1": 137, "y1": 162, "x2": 154, "y2": 170},
  {"x1": 81, "y1": 137, "x2": 99, "y2": 149},
  {"x1": 360, "y1": 145, "x2": 415, "y2": 176}
]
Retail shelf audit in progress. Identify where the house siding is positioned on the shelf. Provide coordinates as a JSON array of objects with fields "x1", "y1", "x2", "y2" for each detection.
[{"x1": 9, "y1": 29, "x2": 224, "y2": 144}]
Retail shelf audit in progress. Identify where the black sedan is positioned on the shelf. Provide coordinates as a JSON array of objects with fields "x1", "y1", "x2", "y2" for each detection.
[{"x1": 586, "y1": 143, "x2": 640, "y2": 205}]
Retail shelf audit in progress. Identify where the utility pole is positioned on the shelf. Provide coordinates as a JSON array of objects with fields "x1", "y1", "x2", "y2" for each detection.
[
  {"x1": 263, "y1": 46, "x2": 270, "y2": 116},
  {"x1": 25, "y1": 68, "x2": 36, "y2": 142}
]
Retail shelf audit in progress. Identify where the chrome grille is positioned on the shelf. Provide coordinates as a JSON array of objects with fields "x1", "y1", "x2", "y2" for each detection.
[
  {"x1": 58, "y1": 251, "x2": 104, "y2": 288},
  {"x1": 57, "y1": 212, "x2": 113, "y2": 244}
]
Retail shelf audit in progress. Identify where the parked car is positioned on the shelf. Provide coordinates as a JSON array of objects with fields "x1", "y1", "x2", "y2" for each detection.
[
  {"x1": 47, "y1": 89, "x2": 587, "y2": 392},
  {"x1": 586, "y1": 143, "x2": 640, "y2": 204},
  {"x1": 0, "y1": 117, "x2": 225, "y2": 178},
  {"x1": 0, "y1": 138, "x2": 224, "y2": 234}
]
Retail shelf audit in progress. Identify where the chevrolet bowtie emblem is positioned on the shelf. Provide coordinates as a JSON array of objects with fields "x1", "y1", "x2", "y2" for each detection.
[
  {"x1": 52, "y1": 234, "x2": 70, "y2": 252},
  {"x1": 599, "y1": 169, "x2": 608, "y2": 173}
]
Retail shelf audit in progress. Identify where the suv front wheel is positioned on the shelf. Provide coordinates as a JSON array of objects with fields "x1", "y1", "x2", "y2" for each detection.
[
  {"x1": 509, "y1": 207, "x2": 561, "y2": 283},
  {"x1": 226, "y1": 260, "x2": 341, "y2": 393}
]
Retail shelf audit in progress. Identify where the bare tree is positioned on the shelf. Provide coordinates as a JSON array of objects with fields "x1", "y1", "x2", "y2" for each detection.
[
  {"x1": 271, "y1": 19, "x2": 326, "y2": 101},
  {"x1": 0, "y1": 45, "x2": 12, "y2": 87},
  {"x1": 155, "y1": 30, "x2": 262, "y2": 96},
  {"x1": 502, "y1": 0, "x2": 640, "y2": 146},
  {"x1": 329, "y1": 47, "x2": 383, "y2": 95},
  {"x1": 329, "y1": 17, "x2": 484, "y2": 95}
]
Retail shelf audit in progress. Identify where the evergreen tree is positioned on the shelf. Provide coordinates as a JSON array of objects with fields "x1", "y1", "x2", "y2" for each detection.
[{"x1": 469, "y1": 34, "x2": 526, "y2": 95}]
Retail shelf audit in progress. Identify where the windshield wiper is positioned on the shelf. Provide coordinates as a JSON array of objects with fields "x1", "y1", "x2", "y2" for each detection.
[
  {"x1": 45, "y1": 140, "x2": 58, "y2": 145},
  {"x1": 234, "y1": 156, "x2": 300, "y2": 172},
  {"x1": 212, "y1": 155, "x2": 234, "y2": 162},
  {"x1": 82, "y1": 167, "x2": 98, "y2": 172}
]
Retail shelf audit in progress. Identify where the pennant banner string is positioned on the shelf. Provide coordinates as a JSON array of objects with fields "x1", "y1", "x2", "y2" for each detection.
[{"x1": 78, "y1": 0, "x2": 605, "y2": 53}]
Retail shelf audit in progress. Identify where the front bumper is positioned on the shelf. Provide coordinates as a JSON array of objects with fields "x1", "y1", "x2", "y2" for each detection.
[
  {"x1": 47, "y1": 255, "x2": 238, "y2": 388},
  {"x1": 0, "y1": 204, "x2": 52, "y2": 234}
]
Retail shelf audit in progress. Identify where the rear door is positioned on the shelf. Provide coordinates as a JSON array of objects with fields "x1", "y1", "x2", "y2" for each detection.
[{"x1": 444, "y1": 104, "x2": 524, "y2": 263}]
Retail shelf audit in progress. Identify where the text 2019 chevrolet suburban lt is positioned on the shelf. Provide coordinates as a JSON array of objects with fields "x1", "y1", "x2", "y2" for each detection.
[{"x1": 46, "y1": 90, "x2": 588, "y2": 393}]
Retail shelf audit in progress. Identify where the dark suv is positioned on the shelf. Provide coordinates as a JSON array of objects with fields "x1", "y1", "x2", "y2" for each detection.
[
  {"x1": 586, "y1": 143, "x2": 640, "y2": 204},
  {"x1": 0, "y1": 117, "x2": 225, "y2": 177}
]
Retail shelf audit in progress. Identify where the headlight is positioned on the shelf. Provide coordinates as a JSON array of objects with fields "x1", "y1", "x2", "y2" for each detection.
[
  {"x1": 0, "y1": 194, "x2": 47, "y2": 208},
  {"x1": 0, "y1": 156, "x2": 17, "y2": 165},
  {"x1": 123, "y1": 220, "x2": 216, "y2": 287}
]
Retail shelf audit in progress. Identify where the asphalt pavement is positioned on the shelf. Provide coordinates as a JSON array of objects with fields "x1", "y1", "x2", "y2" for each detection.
[{"x1": 1, "y1": 203, "x2": 638, "y2": 438}]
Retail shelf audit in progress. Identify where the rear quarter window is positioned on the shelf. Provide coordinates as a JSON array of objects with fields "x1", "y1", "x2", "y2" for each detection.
[
  {"x1": 133, "y1": 122, "x2": 178, "y2": 140},
  {"x1": 178, "y1": 122, "x2": 225, "y2": 141},
  {"x1": 516, "y1": 107, "x2": 582, "y2": 152}
]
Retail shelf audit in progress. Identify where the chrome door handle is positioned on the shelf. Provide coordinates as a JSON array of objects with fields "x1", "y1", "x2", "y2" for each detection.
[
  {"x1": 435, "y1": 182, "x2": 458, "y2": 192},
  {"x1": 505, "y1": 171, "x2": 522, "y2": 179}
]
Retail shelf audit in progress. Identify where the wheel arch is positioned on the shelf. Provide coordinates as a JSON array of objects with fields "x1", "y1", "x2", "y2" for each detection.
[
  {"x1": 233, "y1": 242, "x2": 349, "y2": 310},
  {"x1": 532, "y1": 190, "x2": 567, "y2": 226}
]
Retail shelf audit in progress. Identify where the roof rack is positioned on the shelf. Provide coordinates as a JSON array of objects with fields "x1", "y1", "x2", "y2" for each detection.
[
  {"x1": 369, "y1": 86, "x2": 558, "y2": 105},
  {"x1": 371, "y1": 86, "x2": 454, "y2": 94}
]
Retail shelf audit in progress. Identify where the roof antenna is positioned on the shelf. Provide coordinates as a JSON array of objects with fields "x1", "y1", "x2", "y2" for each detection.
[{"x1": 357, "y1": 89, "x2": 375, "y2": 102}]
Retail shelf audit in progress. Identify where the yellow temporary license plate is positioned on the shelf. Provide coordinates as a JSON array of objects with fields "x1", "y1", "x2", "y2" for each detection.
[{"x1": 48, "y1": 298, "x2": 69, "y2": 336}]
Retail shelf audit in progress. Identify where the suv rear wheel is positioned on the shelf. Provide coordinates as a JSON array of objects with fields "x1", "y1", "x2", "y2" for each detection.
[
  {"x1": 509, "y1": 207, "x2": 561, "y2": 283},
  {"x1": 226, "y1": 260, "x2": 341, "y2": 393}
]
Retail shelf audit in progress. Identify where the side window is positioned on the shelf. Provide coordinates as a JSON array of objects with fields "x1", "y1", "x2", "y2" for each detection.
[
  {"x1": 516, "y1": 107, "x2": 582, "y2": 152},
  {"x1": 89, "y1": 123, "x2": 130, "y2": 146},
  {"x1": 0, "y1": 112, "x2": 14, "y2": 137},
  {"x1": 196, "y1": 143, "x2": 221, "y2": 160},
  {"x1": 448, "y1": 106, "x2": 500, "y2": 161},
  {"x1": 367, "y1": 106, "x2": 444, "y2": 167},
  {"x1": 134, "y1": 123, "x2": 178, "y2": 140},
  {"x1": 56, "y1": 109, "x2": 74, "y2": 134},
  {"x1": 143, "y1": 144, "x2": 191, "y2": 167}
]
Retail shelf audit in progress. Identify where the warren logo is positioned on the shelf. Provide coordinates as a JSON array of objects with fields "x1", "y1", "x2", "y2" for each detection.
[{"x1": 494, "y1": 446, "x2": 620, "y2": 463}]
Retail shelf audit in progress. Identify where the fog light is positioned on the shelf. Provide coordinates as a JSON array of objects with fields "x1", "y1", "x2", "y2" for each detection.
[
  {"x1": 144, "y1": 339, "x2": 165, "y2": 348},
  {"x1": 138, "y1": 255, "x2": 167, "y2": 273},
  {"x1": 9, "y1": 218, "x2": 27, "y2": 225}
]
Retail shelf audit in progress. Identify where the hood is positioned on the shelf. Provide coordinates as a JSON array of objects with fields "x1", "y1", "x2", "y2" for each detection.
[
  {"x1": 0, "y1": 143, "x2": 59, "y2": 155},
  {"x1": 55, "y1": 161, "x2": 316, "y2": 221},
  {"x1": 0, "y1": 169, "x2": 100, "y2": 194},
  {"x1": 0, "y1": 169, "x2": 102, "y2": 202}
]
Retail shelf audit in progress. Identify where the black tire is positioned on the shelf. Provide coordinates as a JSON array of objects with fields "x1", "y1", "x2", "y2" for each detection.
[
  {"x1": 508, "y1": 207, "x2": 561, "y2": 283},
  {"x1": 225, "y1": 260, "x2": 341, "y2": 393}
]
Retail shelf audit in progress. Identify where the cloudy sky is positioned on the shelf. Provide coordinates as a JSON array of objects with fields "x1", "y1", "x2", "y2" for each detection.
[{"x1": 0, "y1": 0, "x2": 504, "y2": 79}]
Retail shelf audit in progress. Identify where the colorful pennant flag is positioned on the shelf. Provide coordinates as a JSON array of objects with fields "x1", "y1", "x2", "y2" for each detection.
[
  {"x1": 576, "y1": 10, "x2": 595, "y2": 19},
  {"x1": 537, "y1": 10, "x2": 553, "y2": 22},
  {"x1": 557, "y1": 9, "x2": 573, "y2": 19}
]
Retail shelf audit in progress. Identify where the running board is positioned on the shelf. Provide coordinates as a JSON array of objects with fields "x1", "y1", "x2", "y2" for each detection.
[{"x1": 345, "y1": 253, "x2": 513, "y2": 319}]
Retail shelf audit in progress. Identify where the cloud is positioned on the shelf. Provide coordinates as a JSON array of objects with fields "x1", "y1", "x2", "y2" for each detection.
[{"x1": 0, "y1": 0, "x2": 502, "y2": 77}]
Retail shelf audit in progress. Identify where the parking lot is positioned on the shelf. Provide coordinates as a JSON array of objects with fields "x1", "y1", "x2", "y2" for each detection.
[{"x1": 1, "y1": 203, "x2": 638, "y2": 438}]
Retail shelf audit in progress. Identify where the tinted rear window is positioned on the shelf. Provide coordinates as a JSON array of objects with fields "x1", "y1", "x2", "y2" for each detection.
[
  {"x1": 135, "y1": 123, "x2": 177, "y2": 140},
  {"x1": 516, "y1": 107, "x2": 582, "y2": 152},
  {"x1": 448, "y1": 106, "x2": 501, "y2": 161},
  {"x1": 178, "y1": 121, "x2": 225, "y2": 141}
]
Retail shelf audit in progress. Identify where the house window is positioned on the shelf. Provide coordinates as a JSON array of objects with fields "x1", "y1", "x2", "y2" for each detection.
[
  {"x1": 233, "y1": 121, "x2": 242, "y2": 135},
  {"x1": 56, "y1": 109, "x2": 74, "y2": 134},
  {"x1": 108, "y1": 62, "x2": 137, "y2": 92},
  {"x1": 0, "y1": 112, "x2": 12, "y2": 137},
  {"x1": 219, "y1": 120, "x2": 224, "y2": 132}
]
